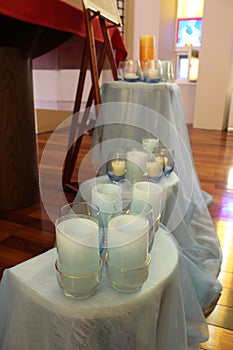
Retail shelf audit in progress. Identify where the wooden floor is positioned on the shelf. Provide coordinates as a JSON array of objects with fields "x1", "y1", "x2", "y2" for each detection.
[{"x1": 0, "y1": 126, "x2": 232, "y2": 349}]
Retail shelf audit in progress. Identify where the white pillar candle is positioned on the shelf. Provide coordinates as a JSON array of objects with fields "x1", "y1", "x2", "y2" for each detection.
[
  {"x1": 146, "y1": 162, "x2": 160, "y2": 177},
  {"x1": 56, "y1": 217, "x2": 99, "y2": 276},
  {"x1": 132, "y1": 181, "x2": 164, "y2": 220},
  {"x1": 91, "y1": 183, "x2": 122, "y2": 229},
  {"x1": 91, "y1": 183, "x2": 122, "y2": 213},
  {"x1": 126, "y1": 150, "x2": 147, "y2": 175},
  {"x1": 155, "y1": 156, "x2": 164, "y2": 168},
  {"x1": 124, "y1": 72, "x2": 138, "y2": 80},
  {"x1": 107, "y1": 214, "x2": 148, "y2": 269},
  {"x1": 112, "y1": 160, "x2": 126, "y2": 176},
  {"x1": 142, "y1": 138, "x2": 160, "y2": 153},
  {"x1": 148, "y1": 68, "x2": 160, "y2": 79}
]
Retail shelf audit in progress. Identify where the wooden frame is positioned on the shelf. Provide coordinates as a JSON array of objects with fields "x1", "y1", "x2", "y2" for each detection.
[{"x1": 62, "y1": 1, "x2": 118, "y2": 192}]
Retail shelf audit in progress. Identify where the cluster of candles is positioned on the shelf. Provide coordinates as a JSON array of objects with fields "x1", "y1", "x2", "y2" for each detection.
[
  {"x1": 140, "y1": 35, "x2": 161, "y2": 82},
  {"x1": 120, "y1": 59, "x2": 162, "y2": 83},
  {"x1": 55, "y1": 171, "x2": 164, "y2": 298},
  {"x1": 119, "y1": 35, "x2": 173, "y2": 83},
  {"x1": 119, "y1": 35, "x2": 162, "y2": 83},
  {"x1": 55, "y1": 138, "x2": 174, "y2": 299},
  {"x1": 108, "y1": 138, "x2": 171, "y2": 183}
]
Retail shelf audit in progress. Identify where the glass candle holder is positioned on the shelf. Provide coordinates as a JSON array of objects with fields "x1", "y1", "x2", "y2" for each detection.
[
  {"x1": 91, "y1": 183, "x2": 122, "y2": 218},
  {"x1": 117, "y1": 61, "x2": 125, "y2": 80},
  {"x1": 159, "y1": 147, "x2": 175, "y2": 177},
  {"x1": 161, "y1": 60, "x2": 174, "y2": 82},
  {"x1": 121, "y1": 60, "x2": 143, "y2": 82},
  {"x1": 132, "y1": 181, "x2": 165, "y2": 225},
  {"x1": 126, "y1": 148, "x2": 148, "y2": 184},
  {"x1": 120, "y1": 199, "x2": 157, "y2": 252},
  {"x1": 55, "y1": 258, "x2": 103, "y2": 299},
  {"x1": 105, "y1": 253, "x2": 151, "y2": 292},
  {"x1": 145, "y1": 150, "x2": 164, "y2": 183},
  {"x1": 107, "y1": 151, "x2": 126, "y2": 183},
  {"x1": 58, "y1": 201, "x2": 104, "y2": 254},
  {"x1": 91, "y1": 183, "x2": 123, "y2": 252},
  {"x1": 55, "y1": 202, "x2": 102, "y2": 298},
  {"x1": 107, "y1": 213, "x2": 149, "y2": 268},
  {"x1": 143, "y1": 59, "x2": 162, "y2": 83},
  {"x1": 142, "y1": 137, "x2": 160, "y2": 154}
]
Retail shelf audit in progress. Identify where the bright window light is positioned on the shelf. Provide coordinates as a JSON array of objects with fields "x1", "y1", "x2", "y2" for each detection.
[{"x1": 177, "y1": 0, "x2": 204, "y2": 18}]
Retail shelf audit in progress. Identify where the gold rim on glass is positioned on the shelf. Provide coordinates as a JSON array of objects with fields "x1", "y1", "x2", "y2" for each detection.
[{"x1": 154, "y1": 214, "x2": 161, "y2": 231}]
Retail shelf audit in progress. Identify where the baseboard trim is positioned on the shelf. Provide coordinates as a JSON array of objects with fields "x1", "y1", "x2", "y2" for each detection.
[{"x1": 36, "y1": 109, "x2": 72, "y2": 134}]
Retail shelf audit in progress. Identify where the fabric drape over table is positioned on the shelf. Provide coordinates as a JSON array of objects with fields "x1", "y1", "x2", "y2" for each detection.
[{"x1": 91, "y1": 82, "x2": 222, "y2": 311}]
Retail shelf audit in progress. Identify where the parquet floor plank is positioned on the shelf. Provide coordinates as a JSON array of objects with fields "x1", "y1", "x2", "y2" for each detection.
[{"x1": 200, "y1": 325, "x2": 233, "y2": 350}]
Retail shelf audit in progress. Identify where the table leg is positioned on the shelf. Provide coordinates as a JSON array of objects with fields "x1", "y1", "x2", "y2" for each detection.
[{"x1": 0, "y1": 47, "x2": 39, "y2": 210}]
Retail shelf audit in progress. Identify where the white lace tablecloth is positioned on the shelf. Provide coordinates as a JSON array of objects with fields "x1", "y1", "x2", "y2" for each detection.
[{"x1": 0, "y1": 227, "x2": 207, "y2": 350}]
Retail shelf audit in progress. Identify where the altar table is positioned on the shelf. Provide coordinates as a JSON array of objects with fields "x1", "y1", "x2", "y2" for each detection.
[
  {"x1": 0, "y1": 1, "x2": 126, "y2": 210},
  {"x1": 0, "y1": 227, "x2": 208, "y2": 350}
]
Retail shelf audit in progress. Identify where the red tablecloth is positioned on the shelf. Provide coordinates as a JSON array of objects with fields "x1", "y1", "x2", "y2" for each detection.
[{"x1": 0, "y1": 0, "x2": 127, "y2": 64}]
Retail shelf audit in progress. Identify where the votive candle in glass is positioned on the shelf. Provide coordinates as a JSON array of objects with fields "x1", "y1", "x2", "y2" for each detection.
[
  {"x1": 142, "y1": 138, "x2": 160, "y2": 153},
  {"x1": 91, "y1": 183, "x2": 122, "y2": 213},
  {"x1": 126, "y1": 150, "x2": 147, "y2": 175},
  {"x1": 107, "y1": 214, "x2": 149, "y2": 269},
  {"x1": 112, "y1": 160, "x2": 126, "y2": 176},
  {"x1": 56, "y1": 216, "x2": 100, "y2": 276},
  {"x1": 132, "y1": 181, "x2": 164, "y2": 220}
]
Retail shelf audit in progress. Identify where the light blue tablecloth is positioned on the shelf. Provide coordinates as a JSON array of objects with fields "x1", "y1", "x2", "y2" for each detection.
[
  {"x1": 0, "y1": 227, "x2": 207, "y2": 350},
  {"x1": 90, "y1": 81, "x2": 222, "y2": 310}
]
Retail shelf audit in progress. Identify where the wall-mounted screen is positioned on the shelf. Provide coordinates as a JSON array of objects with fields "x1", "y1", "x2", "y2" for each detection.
[{"x1": 176, "y1": 18, "x2": 202, "y2": 47}]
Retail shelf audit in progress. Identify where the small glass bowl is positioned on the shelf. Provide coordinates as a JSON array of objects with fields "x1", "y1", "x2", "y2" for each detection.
[
  {"x1": 143, "y1": 59, "x2": 162, "y2": 83},
  {"x1": 119, "y1": 60, "x2": 143, "y2": 82},
  {"x1": 161, "y1": 60, "x2": 174, "y2": 82},
  {"x1": 126, "y1": 148, "x2": 148, "y2": 184},
  {"x1": 105, "y1": 253, "x2": 151, "y2": 292},
  {"x1": 55, "y1": 258, "x2": 103, "y2": 299},
  {"x1": 146, "y1": 156, "x2": 164, "y2": 183},
  {"x1": 107, "y1": 151, "x2": 126, "y2": 183}
]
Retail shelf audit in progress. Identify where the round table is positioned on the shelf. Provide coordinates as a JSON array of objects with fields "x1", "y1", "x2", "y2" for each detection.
[{"x1": 0, "y1": 227, "x2": 208, "y2": 349}]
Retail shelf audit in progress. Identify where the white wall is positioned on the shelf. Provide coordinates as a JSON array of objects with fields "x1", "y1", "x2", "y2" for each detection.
[
  {"x1": 193, "y1": 0, "x2": 233, "y2": 129},
  {"x1": 158, "y1": 0, "x2": 177, "y2": 60},
  {"x1": 33, "y1": 69, "x2": 95, "y2": 111},
  {"x1": 132, "y1": 0, "x2": 176, "y2": 61},
  {"x1": 133, "y1": 0, "x2": 160, "y2": 59},
  {"x1": 178, "y1": 83, "x2": 197, "y2": 124}
]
